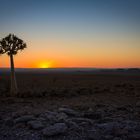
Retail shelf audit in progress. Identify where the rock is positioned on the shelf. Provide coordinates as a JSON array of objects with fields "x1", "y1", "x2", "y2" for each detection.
[
  {"x1": 71, "y1": 117, "x2": 93, "y2": 124},
  {"x1": 58, "y1": 107, "x2": 78, "y2": 116},
  {"x1": 14, "y1": 115, "x2": 35, "y2": 123},
  {"x1": 40, "y1": 111, "x2": 57, "y2": 122},
  {"x1": 27, "y1": 120, "x2": 44, "y2": 130},
  {"x1": 79, "y1": 121, "x2": 90, "y2": 127},
  {"x1": 56, "y1": 112, "x2": 68, "y2": 121},
  {"x1": 96, "y1": 122, "x2": 119, "y2": 135},
  {"x1": 88, "y1": 107, "x2": 94, "y2": 112},
  {"x1": 99, "y1": 117, "x2": 114, "y2": 123},
  {"x1": 65, "y1": 121, "x2": 79, "y2": 130},
  {"x1": 124, "y1": 120, "x2": 140, "y2": 131},
  {"x1": 42, "y1": 123, "x2": 68, "y2": 136},
  {"x1": 134, "y1": 123, "x2": 140, "y2": 131},
  {"x1": 36, "y1": 117, "x2": 46, "y2": 122},
  {"x1": 87, "y1": 129, "x2": 102, "y2": 140}
]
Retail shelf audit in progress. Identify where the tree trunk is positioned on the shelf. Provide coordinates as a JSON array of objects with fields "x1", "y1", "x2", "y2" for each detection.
[{"x1": 10, "y1": 54, "x2": 18, "y2": 96}]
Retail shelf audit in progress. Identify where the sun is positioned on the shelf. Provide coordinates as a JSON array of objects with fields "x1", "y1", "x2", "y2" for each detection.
[{"x1": 39, "y1": 61, "x2": 51, "y2": 68}]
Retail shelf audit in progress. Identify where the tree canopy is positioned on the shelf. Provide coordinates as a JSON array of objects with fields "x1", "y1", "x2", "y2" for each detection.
[{"x1": 0, "y1": 34, "x2": 26, "y2": 55}]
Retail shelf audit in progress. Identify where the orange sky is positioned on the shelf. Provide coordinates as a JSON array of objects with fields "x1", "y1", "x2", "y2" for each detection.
[{"x1": 1, "y1": 35, "x2": 140, "y2": 68}]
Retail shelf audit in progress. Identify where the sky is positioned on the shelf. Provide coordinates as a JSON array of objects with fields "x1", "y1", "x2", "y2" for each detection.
[{"x1": 0, "y1": 0, "x2": 140, "y2": 68}]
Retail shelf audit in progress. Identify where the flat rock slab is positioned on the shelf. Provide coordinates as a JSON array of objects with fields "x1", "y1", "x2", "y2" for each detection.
[
  {"x1": 58, "y1": 107, "x2": 78, "y2": 116},
  {"x1": 27, "y1": 120, "x2": 44, "y2": 130},
  {"x1": 42, "y1": 123, "x2": 68, "y2": 136},
  {"x1": 14, "y1": 115, "x2": 35, "y2": 123}
]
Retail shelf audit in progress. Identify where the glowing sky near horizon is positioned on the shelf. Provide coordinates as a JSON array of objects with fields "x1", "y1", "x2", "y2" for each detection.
[{"x1": 0, "y1": 0, "x2": 140, "y2": 68}]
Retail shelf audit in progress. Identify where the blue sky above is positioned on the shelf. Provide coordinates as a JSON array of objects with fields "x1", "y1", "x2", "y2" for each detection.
[{"x1": 0, "y1": 0, "x2": 140, "y2": 39}]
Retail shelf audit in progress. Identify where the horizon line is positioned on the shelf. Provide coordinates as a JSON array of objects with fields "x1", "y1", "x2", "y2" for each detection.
[{"x1": 0, "y1": 67, "x2": 140, "y2": 69}]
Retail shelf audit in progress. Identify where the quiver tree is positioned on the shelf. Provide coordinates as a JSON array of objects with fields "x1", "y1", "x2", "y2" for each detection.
[{"x1": 0, "y1": 34, "x2": 26, "y2": 96}]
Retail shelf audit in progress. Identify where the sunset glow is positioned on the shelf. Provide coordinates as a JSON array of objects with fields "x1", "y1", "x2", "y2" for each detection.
[
  {"x1": 0, "y1": 0, "x2": 140, "y2": 68},
  {"x1": 38, "y1": 62, "x2": 52, "y2": 68}
]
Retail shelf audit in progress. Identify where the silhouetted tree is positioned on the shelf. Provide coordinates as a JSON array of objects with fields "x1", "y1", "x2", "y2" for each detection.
[{"x1": 0, "y1": 34, "x2": 26, "y2": 96}]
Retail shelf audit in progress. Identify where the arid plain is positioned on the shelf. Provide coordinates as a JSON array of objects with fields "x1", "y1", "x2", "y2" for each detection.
[{"x1": 0, "y1": 69, "x2": 140, "y2": 140}]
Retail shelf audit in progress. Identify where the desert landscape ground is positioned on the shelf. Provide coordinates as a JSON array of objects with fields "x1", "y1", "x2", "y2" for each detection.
[{"x1": 0, "y1": 69, "x2": 140, "y2": 140}]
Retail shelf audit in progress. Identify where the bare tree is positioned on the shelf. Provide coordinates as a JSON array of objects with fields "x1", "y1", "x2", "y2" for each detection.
[{"x1": 0, "y1": 34, "x2": 26, "y2": 96}]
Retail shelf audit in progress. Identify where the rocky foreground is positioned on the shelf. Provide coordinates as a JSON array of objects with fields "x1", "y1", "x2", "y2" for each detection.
[
  {"x1": 0, "y1": 97, "x2": 140, "y2": 140},
  {"x1": 0, "y1": 71, "x2": 140, "y2": 139}
]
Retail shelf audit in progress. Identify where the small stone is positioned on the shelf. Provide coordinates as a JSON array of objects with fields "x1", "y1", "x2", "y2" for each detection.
[
  {"x1": 27, "y1": 120, "x2": 44, "y2": 130},
  {"x1": 14, "y1": 115, "x2": 35, "y2": 123},
  {"x1": 71, "y1": 117, "x2": 93, "y2": 124},
  {"x1": 96, "y1": 122, "x2": 119, "y2": 135},
  {"x1": 65, "y1": 121, "x2": 79, "y2": 130},
  {"x1": 56, "y1": 112, "x2": 68, "y2": 121},
  {"x1": 42, "y1": 123, "x2": 67, "y2": 136},
  {"x1": 88, "y1": 107, "x2": 93, "y2": 112},
  {"x1": 58, "y1": 107, "x2": 78, "y2": 116},
  {"x1": 79, "y1": 122, "x2": 89, "y2": 127},
  {"x1": 40, "y1": 111, "x2": 57, "y2": 122}
]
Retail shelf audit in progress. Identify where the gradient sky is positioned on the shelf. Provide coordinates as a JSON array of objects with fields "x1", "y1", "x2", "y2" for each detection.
[{"x1": 0, "y1": 0, "x2": 140, "y2": 68}]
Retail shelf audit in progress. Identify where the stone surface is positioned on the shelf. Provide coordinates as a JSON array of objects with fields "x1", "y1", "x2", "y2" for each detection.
[
  {"x1": 27, "y1": 120, "x2": 44, "y2": 130},
  {"x1": 96, "y1": 122, "x2": 120, "y2": 135},
  {"x1": 71, "y1": 117, "x2": 93, "y2": 124},
  {"x1": 58, "y1": 107, "x2": 78, "y2": 116},
  {"x1": 65, "y1": 120, "x2": 80, "y2": 130},
  {"x1": 56, "y1": 112, "x2": 68, "y2": 121},
  {"x1": 42, "y1": 123, "x2": 68, "y2": 136},
  {"x1": 87, "y1": 129, "x2": 102, "y2": 140},
  {"x1": 39, "y1": 111, "x2": 57, "y2": 123},
  {"x1": 14, "y1": 115, "x2": 35, "y2": 123}
]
